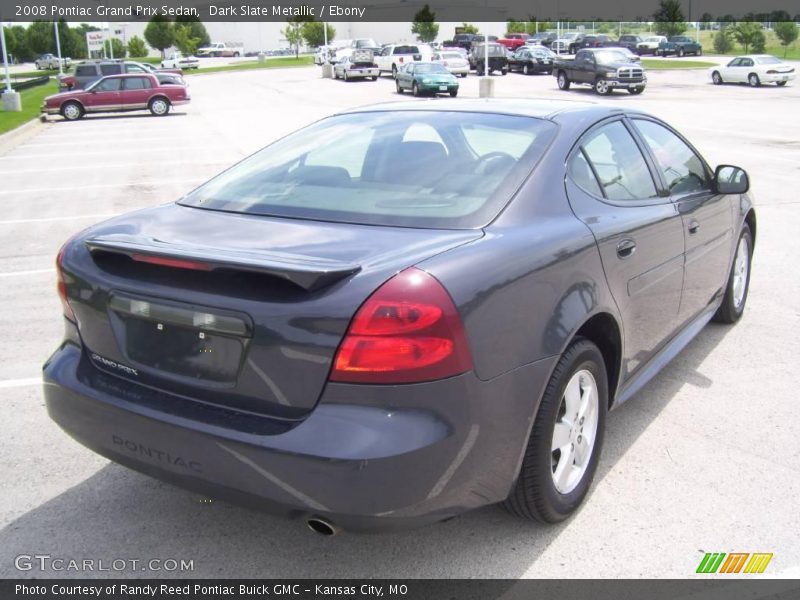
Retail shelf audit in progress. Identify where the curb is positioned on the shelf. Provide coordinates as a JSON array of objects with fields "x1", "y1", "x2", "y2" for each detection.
[{"x1": 0, "y1": 115, "x2": 50, "y2": 157}]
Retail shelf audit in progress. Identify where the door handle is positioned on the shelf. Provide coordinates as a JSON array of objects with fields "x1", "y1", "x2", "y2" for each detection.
[
  {"x1": 616, "y1": 238, "x2": 636, "y2": 258},
  {"x1": 688, "y1": 220, "x2": 700, "y2": 234}
]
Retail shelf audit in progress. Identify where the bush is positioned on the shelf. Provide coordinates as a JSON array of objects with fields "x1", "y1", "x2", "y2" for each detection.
[
  {"x1": 751, "y1": 30, "x2": 766, "y2": 53},
  {"x1": 713, "y1": 29, "x2": 733, "y2": 53},
  {"x1": 127, "y1": 36, "x2": 148, "y2": 58}
]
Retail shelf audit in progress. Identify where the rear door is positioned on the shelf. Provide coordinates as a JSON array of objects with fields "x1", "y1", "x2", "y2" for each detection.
[
  {"x1": 630, "y1": 117, "x2": 733, "y2": 325},
  {"x1": 565, "y1": 118, "x2": 685, "y2": 380},
  {"x1": 121, "y1": 75, "x2": 153, "y2": 109}
]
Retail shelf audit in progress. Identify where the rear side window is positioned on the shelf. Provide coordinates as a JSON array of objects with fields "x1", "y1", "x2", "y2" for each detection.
[
  {"x1": 633, "y1": 119, "x2": 709, "y2": 195},
  {"x1": 76, "y1": 65, "x2": 96, "y2": 76},
  {"x1": 568, "y1": 151, "x2": 603, "y2": 197},
  {"x1": 580, "y1": 121, "x2": 657, "y2": 201},
  {"x1": 100, "y1": 64, "x2": 122, "y2": 75},
  {"x1": 124, "y1": 77, "x2": 152, "y2": 90},
  {"x1": 180, "y1": 111, "x2": 556, "y2": 229}
]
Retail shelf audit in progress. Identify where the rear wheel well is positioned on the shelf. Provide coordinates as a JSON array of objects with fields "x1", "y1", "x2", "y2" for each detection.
[
  {"x1": 744, "y1": 209, "x2": 756, "y2": 247},
  {"x1": 574, "y1": 313, "x2": 622, "y2": 408}
]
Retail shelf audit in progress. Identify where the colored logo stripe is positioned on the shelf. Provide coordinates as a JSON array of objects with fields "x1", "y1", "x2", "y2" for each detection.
[
  {"x1": 744, "y1": 553, "x2": 773, "y2": 574},
  {"x1": 697, "y1": 552, "x2": 773, "y2": 574}
]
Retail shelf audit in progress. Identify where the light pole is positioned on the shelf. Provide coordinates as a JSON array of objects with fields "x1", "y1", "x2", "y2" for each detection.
[
  {"x1": 54, "y1": 21, "x2": 64, "y2": 76},
  {"x1": 1, "y1": 20, "x2": 22, "y2": 111}
]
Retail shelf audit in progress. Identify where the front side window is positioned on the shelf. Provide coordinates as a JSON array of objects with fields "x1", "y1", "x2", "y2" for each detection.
[
  {"x1": 180, "y1": 111, "x2": 556, "y2": 228},
  {"x1": 92, "y1": 77, "x2": 122, "y2": 92},
  {"x1": 580, "y1": 121, "x2": 657, "y2": 201},
  {"x1": 633, "y1": 119, "x2": 709, "y2": 195}
]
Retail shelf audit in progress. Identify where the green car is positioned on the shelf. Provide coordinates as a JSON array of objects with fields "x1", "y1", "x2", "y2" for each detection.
[{"x1": 395, "y1": 62, "x2": 459, "y2": 97}]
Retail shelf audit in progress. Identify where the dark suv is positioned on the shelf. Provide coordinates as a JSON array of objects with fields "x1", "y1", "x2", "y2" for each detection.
[
  {"x1": 469, "y1": 43, "x2": 510, "y2": 75},
  {"x1": 58, "y1": 61, "x2": 179, "y2": 91}
]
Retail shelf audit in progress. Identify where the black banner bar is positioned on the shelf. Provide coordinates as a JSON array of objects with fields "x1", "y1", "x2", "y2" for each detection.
[
  {"x1": 1, "y1": 0, "x2": 800, "y2": 22},
  {"x1": 3, "y1": 580, "x2": 800, "y2": 600}
]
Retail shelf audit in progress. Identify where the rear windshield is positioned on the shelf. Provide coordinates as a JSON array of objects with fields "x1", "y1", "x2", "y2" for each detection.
[
  {"x1": 180, "y1": 111, "x2": 556, "y2": 229},
  {"x1": 393, "y1": 46, "x2": 420, "y2": 54}
]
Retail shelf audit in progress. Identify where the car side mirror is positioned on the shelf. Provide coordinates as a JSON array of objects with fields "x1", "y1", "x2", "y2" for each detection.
[{"x1": 714, "y1": 165, "x2": 749, "y2": 194}]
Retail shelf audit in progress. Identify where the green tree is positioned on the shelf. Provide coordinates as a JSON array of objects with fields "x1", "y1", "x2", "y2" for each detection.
[
  {"x1": 459, "y1": 23, "x2": 480, "y2": 34},
  {"x1": 506, "y1": 20, "x2": 526, "y2": 34},
  {"x1": 653, "y1": 0, "x2": 687, "y2": 37},
  {"x1": 174, "y1": 23, "x2": 200, "y2": 55},
  {"x1": 412, "y1": 4, "x2": 439, "y2": 43},
  {"x1": 127, "y1": 35, "x2": 148, "y2": 58},
  {"x1": 175, "y1": 15, "x2": 210, "y2": 48},
  {"x1": 751, "y1": 29, "x2": 766, "y2": 53},
  {"x1": 144, "y1": 15, "x2": 175, "y2": 58},
  {"x1": 283, "y1": 18, "x2": 308, "y2": 58},
  {"x1": 774, "y1": 21, "x2": 799, "y2": 57},
  {"x1": 109, "y1": 37, "x2": 126, "y2": 58},
  {"x1": 597, "y1": 23, "x2": 612, "y2": 34},
  {"x1": 71, "y1": 23, "x2": 100, "y2": 59},
  {"x1": 713, "y1": 27, "x2": 733, "y2": 53},
  {"x1": 731, "y1": 22, "x2": 763, "y2": 53},
  {"x1": 301, "y1": 21, "x2": 335, "y2": 48},
  {"x1": 26, "y1": 21, "x2": 55, "y2": 55}
]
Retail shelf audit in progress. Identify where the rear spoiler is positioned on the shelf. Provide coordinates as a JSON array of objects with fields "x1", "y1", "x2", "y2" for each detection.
[{"x1": 85, "y1": 235, "x2": 361, "y2": 292}]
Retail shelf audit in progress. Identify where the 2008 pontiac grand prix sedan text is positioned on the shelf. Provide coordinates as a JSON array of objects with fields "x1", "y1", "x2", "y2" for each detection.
[{"x1": 44, "y1": 100, "x2": 755, "y2": 534}]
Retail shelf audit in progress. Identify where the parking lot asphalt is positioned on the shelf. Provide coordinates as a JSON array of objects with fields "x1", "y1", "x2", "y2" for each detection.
[{"x1": 1, "y1": 63, "x2": 798, "y2": 579}]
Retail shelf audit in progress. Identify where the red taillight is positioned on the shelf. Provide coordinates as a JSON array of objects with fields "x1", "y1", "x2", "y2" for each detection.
[
  {"x1": 56, "y1": 241, "x2": 75, "y2": 322},
  {"x1": 766, "y1": 70, "x2": 778, "y2": 74},
  {"x1": 131, "y1": 253, "x2": 211, "y2": 271},
  {"x1": 399, "y1": 57, "x2": 404, "y2": 63},
  {"x1": 330, "y1": 268, "x2": 473, "y2": 384}
]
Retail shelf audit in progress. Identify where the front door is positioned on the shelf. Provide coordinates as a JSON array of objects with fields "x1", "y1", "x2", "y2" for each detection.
[
  {"x1": 630, "y1": 118, "x2": 733, "y2": 325},
  {"x1": 565, "y1": 119, "x2": 686, "y2": 379},
  {"x1": 83, "y1": 76, "x2": 122, "y2": 111}
]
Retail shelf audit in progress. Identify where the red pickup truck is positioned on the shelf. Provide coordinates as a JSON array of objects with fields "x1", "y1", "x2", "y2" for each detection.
[
  {"x1": 498, "y1": 33, "x2": 530, "y2": 51},
  {"x1": 42, "y1": 73, "x2": 190, "y2": 120}
]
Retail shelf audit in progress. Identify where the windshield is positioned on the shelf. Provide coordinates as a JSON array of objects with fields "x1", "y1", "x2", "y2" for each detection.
[
  {"x1": 595, "y1": 50, "x2": 631, "y2": 64},
  {"x1": 355, "y1": 39, "x2": 378, "y2": 48},
  {"x1": 755, "y1": 56, "x2": 781, "y2": 64},
  {"x1": 180, "y1": 111, "x2": 556, "y2": 229},
  {"x1": 415, "y1": 64, "x2": 449, "y2": 74}
]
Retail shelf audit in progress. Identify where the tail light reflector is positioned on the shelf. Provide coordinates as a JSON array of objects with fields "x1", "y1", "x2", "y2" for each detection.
[
  {"x1": 330, "y1": 268, "x2": 473, "y2": 384},
  {"x1": 56, "y1": 241, "x2": 76, "y2": 322}
]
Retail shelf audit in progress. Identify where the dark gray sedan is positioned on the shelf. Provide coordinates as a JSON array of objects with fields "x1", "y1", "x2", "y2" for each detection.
[{"x1": 45, "y1": 100, "x2": 755, "y2": 534}]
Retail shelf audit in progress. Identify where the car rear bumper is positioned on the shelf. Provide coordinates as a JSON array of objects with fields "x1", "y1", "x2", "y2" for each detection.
[
  {"x1": 762, "y1": 73, "x2": 795, "y2": 83},
  {"x1": 43, "y1": 340, "x2": 555, "y2": 531},
  {"x1": 341, "y1": 68, "x2": 379, "y2": 78}
]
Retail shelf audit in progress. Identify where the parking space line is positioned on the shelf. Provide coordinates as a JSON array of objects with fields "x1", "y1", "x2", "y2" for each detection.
[
  {"x1": 20, "y1": 137, "x2": 213, "y2": 148},
  {"x1": 0, "y1": 377, "x2": 41, "y2": 389},
  {"x1": 0, "y1": 160, "x2": 228, "y2": 175},
  {"x1": 0, "y1": 214, "x2": 116, "y2": 225},
  {"x1": 0, "y1": 268, "x2": 55, "y2": 277},
  {"x1": 0, "y1": 179, "x2": 202, "y2": 195}
]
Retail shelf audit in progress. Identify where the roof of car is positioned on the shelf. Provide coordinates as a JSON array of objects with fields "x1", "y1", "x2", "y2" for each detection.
[{"x1": 339, "y1": 98, "x2": 626, "y2": 121}]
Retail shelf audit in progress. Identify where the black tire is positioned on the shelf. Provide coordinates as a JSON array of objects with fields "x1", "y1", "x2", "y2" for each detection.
[
  {"x1": 343, "y1": 70, "x2": 349, "y2": 82},
  {"x1": 460, "y1": 73, "x2": 467, "y2": 78},
  {"x1": 395, "y1": 79, "x2": 403, "y2": 94},
  {"x1": 412, "y1": 82, "x2": 420, "y2": 97},
  {"x1": 697, "y1": 48, "x2": 702, "y2": 56},
  {"x1": 449, "y1": 90, "x2": 458, "y2": 97},
  {"x1": 501, "y1": 66, "x2": 508, "y2": 75},
  {"x1": 713, "y1": 224, "x2": 753, "y2": 324},
  {"x1": 677, "y1": 47, "x2": 685, "y2": 57},
  {"x1": 391, "y1": 64, "x2": 398, "y2": 79},
  {"x1": 504, "y1": 338, "x2": 608, "y2": 523},
  {"x1": 557, "y1": 71, "x2": 570, "y2": 90},
  {"x1": 748, "y1": 73, "x2": 761, "y2": 87},
  {"x1": 61, "y1": 101, "x2": 83, "y2": 121},
  {"x1": 523, "y1": 64, "x2": 530, "y2": 75},
  {"x1": 476, "y1": 66, "x2": 484, "y2": 76},
  {"x1": 148, "y1": 97, "x2": 170, "y2": 116},
  {"x1": 777, "y1": 81, "x2": 787, "y2": 86},
  {"x1": 628, "y1": 87, "x2": 644, "y2": 94},
  {"x1": 233, "y1": 52, "x2": 240, "y2": 57},
  {"x1": 712, "y1": 71, "x2": 723, "y2": 85}
]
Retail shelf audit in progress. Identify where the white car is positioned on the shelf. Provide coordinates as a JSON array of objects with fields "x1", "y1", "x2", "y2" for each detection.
[
  {"x1": 374, "y1": 43, "x2": 434, "y2": 77},
  {"x1": 432, "y1": 51, "x2": 470, "y2": 77},
  {"x1": 161, "y1": 52, "x2": 199, "y2": 70},
  {"x1": 710, "y1": 55, "x2": 796, "y2": 87},
  {"x1": 636, "y1": 36, "x2": 667, "y2": 55}
]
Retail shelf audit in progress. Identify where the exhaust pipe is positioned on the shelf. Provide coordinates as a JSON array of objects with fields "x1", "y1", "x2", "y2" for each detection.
[{"x1": 306, "y1": 517, "x2": 340, "y2": 536}]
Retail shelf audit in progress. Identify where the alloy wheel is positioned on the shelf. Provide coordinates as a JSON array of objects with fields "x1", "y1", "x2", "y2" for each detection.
[
  {"x1": 551, "y1": 369, "x2": 599, "y2": 494},
  {"x1": 732, "y1": 235, "x2": 750, "y2": 310}
]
